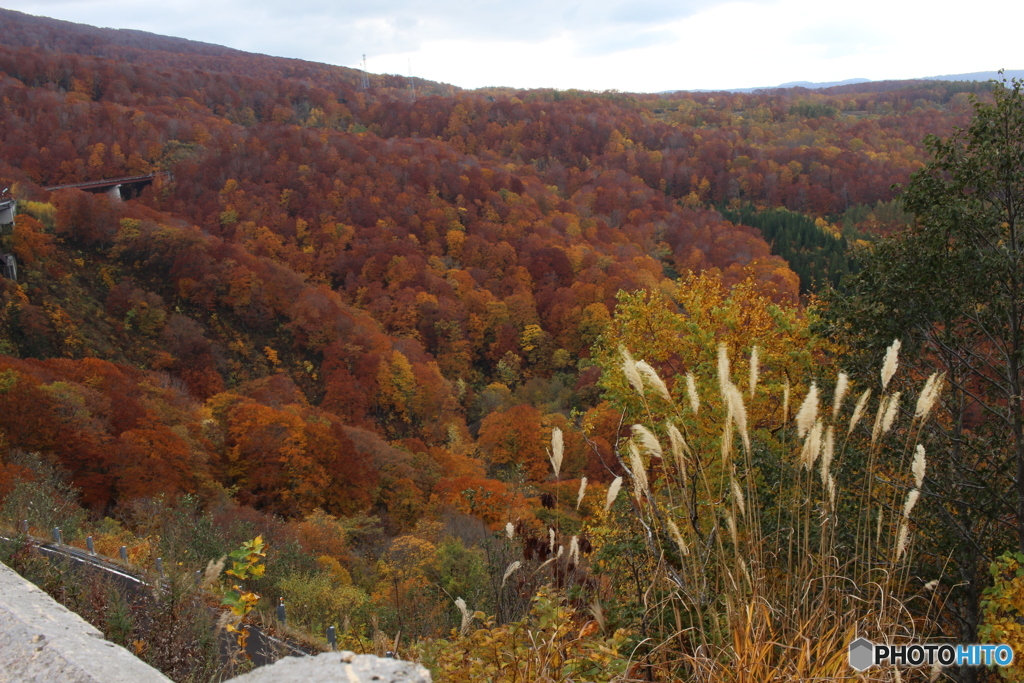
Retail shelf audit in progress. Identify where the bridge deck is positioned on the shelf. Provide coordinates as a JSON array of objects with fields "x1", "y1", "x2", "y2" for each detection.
[{"x1": 44, "y1": 174, "x2": 158, "y2": 192}]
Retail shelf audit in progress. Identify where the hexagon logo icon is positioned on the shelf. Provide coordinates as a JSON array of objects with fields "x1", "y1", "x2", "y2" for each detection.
[{"x1": 849, "y1": 637, "x2": 875, "y2": 671}]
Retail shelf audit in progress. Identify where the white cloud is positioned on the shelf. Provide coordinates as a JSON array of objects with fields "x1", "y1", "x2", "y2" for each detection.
[{"x1": 4, "y1": 0, "x2": 1024, "y2": 91}]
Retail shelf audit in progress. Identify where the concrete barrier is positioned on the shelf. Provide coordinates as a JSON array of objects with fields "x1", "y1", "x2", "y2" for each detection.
[
  {"x1": 0, "y1": 559, "x2": 170, "y2": 683},
  {"x1": 228, "y1": 651, "x2": 432, "y2": 682},
  {"x1": 0, "y1": 558, "x2": 432, "y2": 682}
]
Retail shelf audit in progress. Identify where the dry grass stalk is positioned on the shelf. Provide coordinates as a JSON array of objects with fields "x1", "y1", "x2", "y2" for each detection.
[
  {"x1": 832, "y1": 372, "x2": 849, "y2": 420},
  {"x1": 795, "y1": 383, "x2": 819, "y2": 438},
  {"x1": 914, "y1": 372, "x2": 945, "y2": 421},
  {"x1": 549, "y1": 427, "x2": 563, "y2": 478},
  {"x1": 501, "y1": 561, "x2": 521, "y2": 587},
  {"x1": 576, "y1": 477, "x2": 587, "y2": 510},
  {"x1": 605, "y1": 476, "x2": 622, "y2": 514},
  {"x1": 882, "y1": 391, "x2": 901, "y2": 435},
  {"x1": 632, "y1": 424, "x2": 664, "y2": 459},
  {"x1": 748, "y1": 346, "x2": 759, "y2": 398},
  {"x1": 848, "y1": 388, "x2": 871, "y2": 435},
  {"x1": 912, "y1": 445, "x2": 926, "y2": 489},
  {"x1": 636, "y1": 360, "x2": 672, "y2": 403},
  {"x1": 686, "y1": 372, "x2": 700, "y2": 414},
  {"x1": 620, "y1": 346, "x2": 644, "y2": 396},
  {"x1": 882, "y1": 338, "x2": 902, "y2": 390}
]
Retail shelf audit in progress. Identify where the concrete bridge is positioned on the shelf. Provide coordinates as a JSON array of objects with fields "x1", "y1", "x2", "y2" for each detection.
[{"x1": 45, "y1": 173, "x2": 160, "y2": 201}]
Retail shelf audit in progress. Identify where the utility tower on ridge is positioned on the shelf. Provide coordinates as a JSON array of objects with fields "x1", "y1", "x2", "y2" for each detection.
[{"x1": 360, "y1": 54, "x2": 370, "y2": 90}]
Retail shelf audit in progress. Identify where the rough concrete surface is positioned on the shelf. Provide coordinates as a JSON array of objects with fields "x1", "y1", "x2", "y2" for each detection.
[
  {"x1": 0, "y1": 559, "x2": 170, "y2": 683},
  {"x1": 229, "y1": 651, "x2": 432, "y2": 683},
  {"x1": 1, "y1": 557, "x2": 429, "y2": 683}
]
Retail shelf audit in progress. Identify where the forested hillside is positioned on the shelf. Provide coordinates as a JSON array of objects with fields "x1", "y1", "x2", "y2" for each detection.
[{"x1": 0, "y1": 8, "x2": 1017, "y2": 682}]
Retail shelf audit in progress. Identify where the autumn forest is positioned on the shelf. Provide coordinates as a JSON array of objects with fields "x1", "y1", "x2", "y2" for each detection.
[{"x1": 1, "y1": 7, "x2": 1022, "y2": 682}]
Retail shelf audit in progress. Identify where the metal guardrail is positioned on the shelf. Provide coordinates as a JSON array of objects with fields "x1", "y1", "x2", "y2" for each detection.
[{"x1": 0, "y1": 526, "x2": 313, "y2": 663}]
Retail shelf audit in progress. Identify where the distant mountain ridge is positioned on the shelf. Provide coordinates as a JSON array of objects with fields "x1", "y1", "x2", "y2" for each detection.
[{"x1": 673, "y1": 70, "x2": 1024, "y2": 94}]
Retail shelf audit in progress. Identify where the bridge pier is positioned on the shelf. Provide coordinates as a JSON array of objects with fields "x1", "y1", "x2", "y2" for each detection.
[
  {"x1": 108, "y1": 184, "x2": 123, "y2": 202},
  {"x1": 0, "y1": 199, "x2": 14, "y2": 224}
]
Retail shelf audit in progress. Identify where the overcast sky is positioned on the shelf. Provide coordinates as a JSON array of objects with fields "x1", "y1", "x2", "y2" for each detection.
[{"x1": 4, "y1": 0, "x2": 1022, "y2": 91}]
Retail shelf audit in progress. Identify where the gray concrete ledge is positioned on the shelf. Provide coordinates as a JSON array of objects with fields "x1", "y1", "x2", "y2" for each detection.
[
  {"x1": 0, "y1": 558, "x2": 430, "y2": 683},
  {"x1": 0, "y1": 558, "x2": 170, "y2": 683},
  {"x1": 229, "y1": 651, "x2": 432, "y2": 683}
]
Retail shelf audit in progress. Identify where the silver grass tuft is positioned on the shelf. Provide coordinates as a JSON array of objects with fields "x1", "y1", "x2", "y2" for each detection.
[
  {"x1": 881, "y1": 338, "x2": 902, "y2": 390},
  {"x1": 795, "y1": 383, "x2": 819, "y2": 439}
]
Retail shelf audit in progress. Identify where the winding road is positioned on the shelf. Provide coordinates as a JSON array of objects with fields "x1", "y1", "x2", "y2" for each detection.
[{"x1": 0, "y1": 531, "x2": 313, "y2": 668}]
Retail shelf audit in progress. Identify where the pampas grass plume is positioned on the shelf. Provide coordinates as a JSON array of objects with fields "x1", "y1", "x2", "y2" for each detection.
[
  {"x1": 820, "y1": 426, "x2": 835, "y2": 487},
  {"x1": 455, "y1": 597, "x2": 471, "y2": 635},
  {"x1": 505, "y1": 522, "x2": 515, "y2": 540},
  {"x1": 882, "y1": 391, "x2": 901, "y2": 435},
  {"x1": 576, "y1": 477, "x2": 587, "y2": 510},
  {"x1": 832, "y1": 372, "x2": 849, "y2": 420},
  {"x1": 605, "y1": 476, "x2": 623, "y2": 514},
  {"x1": 636, "y1": 360, "x2": 672, "y2": 403},
  {"x1": 686, "y1": 373, "x2": 700, "y2": 414},
  {"x1": 632, "y1": 424, "x2": 664, "y2": 459},
  {"x1": 549, "y1": 427, "x2": 563, "y2": 478},
  {"x1": 569, "y1": 536, "x2": 580, "y2": 565},
  {"x1": 202, "y1": 556, "x2": 226, "y2": 589},
  {"x1": 848, "y1": 388, "x2": 871, "y2": 435},
  {"x1": 667, "y1": 422, "x2": 688, "y2": 479},
  {"x1": 730, "y1": 477, "x2": 746, "y2": 516},
  {"x1": 726, "y1": 383, "x2": 751, "y2": 454},
  {"x1": 620, "y1": 346, "x2": 644, "y2": 396},
  {"x1": 795, "y1": 383, "x2": 819, "y2": 438},
  {"x1": 871, "y1": 394, "x2": 889, "y2": 444},
  {"x1": 501, "y1": 561, "x2": 521, "y2": 587},
  {"x1": 628, "y1": 441, "x2": 650, "y2": 500},
  {"x1": 895, "y1": 522, "x2": 910, "y2": 561},
  {"x1": 666, "y1": 518, "x2": 689, "y2": 557},
  {"x1": 717, "y1": 343, "x2": 730, "y2": 394},
  {"x1": 915, "y1": 372, "x2": 945, "y2": 421},
  {"x1": 912, "y1": 444, "x2": 926, "y2": 489},
  {"x1": 549, "y1": 527, "x2": 556, "y2": 552},
  {"x1": 783, "y1": 379, "x2": 790, "y2": 425},
  {"x1": 748, "y1": 346, "x2": 759, "y2": 399},
  {"x1": 903, "y1": 488, "x2": 920, "y2": 518},
  {"x1": 882, "y1": 338, "x2": 902, "y2": 390},
  {"x1": 802, "y1": 419, "x2": 824, "y2": 470}
]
